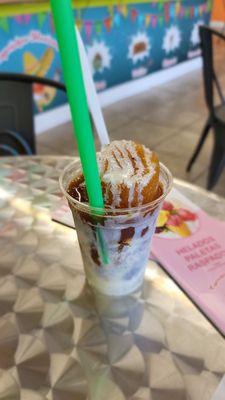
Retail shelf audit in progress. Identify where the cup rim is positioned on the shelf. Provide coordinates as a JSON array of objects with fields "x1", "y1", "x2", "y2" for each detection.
[{"x1": 59, "y1": 159, "x2": 173, "y2": 216}]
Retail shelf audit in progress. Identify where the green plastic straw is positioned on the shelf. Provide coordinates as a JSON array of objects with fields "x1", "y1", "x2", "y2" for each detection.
[
  {"x1": 50, "y1": 0, "x2": 108, "y2": 264},
  {"x1": 50, "y1": 0, "x2": 103, "y2": 209}
]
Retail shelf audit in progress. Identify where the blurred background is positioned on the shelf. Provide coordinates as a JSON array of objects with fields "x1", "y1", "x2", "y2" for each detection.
[{"x1": 0, "y1": 0, "x2": 224, "y2": 197}]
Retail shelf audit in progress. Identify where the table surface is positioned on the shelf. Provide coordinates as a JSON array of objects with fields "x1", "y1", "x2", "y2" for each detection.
[{"x1": 0, "y1": 156, "x2": 225, "y2": 400}]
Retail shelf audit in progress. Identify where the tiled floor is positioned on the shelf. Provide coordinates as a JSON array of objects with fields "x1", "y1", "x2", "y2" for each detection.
[{"x1": 37, "y1": 47, "x2": 225, "y2": 198}]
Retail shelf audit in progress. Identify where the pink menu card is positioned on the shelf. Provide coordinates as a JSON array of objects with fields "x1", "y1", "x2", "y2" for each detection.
[{"x1": 152, "y1": 188, "x2": 225, "y2": 336}]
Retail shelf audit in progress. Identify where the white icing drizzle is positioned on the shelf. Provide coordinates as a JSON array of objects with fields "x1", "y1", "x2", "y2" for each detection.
[
  {"x1": 124, "y1": 141, "x2": 145, "y2": 176},
  {"x1": 98, "y1": 140, "x2": 157, "y2": 207},
  {"x1": 104, "y1": 183, "x2": 110, "y2": 204},
  {"x1": 128, "y1": 183, "x2": 135, "y2": 207}
]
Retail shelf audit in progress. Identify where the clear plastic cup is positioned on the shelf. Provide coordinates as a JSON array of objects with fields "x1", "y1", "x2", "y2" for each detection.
[{"x1": 60, "y1": 160, "x2": 172, "y2": 296}]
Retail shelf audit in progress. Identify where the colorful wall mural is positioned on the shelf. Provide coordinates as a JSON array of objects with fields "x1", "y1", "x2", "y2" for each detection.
[{"x1": 0, "y1": 0, "x2": 211, "y2": 112}]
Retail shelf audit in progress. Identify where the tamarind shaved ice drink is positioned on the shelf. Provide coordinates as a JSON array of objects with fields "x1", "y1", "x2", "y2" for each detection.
[{"x1": 60, "y1": 140, "x2": 172, "y2": 296}]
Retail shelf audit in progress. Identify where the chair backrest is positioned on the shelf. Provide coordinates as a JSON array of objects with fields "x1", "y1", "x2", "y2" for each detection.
[
  {"x1": 0, "y1": 80, "x2": 35, "y2": 155},
  {"x1": 200, "y1": 25, "x2": 225, "y2": 116},
  {"x1": 0, "y1": 73, "x2": 66, "y2": 156}
]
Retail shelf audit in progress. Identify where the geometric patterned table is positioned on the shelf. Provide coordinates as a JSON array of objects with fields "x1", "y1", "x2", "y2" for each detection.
[{"x1": 0, "y1": 156, "x2": 225, "y2": 400}]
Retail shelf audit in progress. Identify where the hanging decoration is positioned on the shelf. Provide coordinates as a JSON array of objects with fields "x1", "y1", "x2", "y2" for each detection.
[
  {"x1": 15, "y1": 15, "x2": 31, "y2": 25},
  {"x1": 131, "y1": 8, "x2": 138, "y2": 22},
  {"x1": 138, "y1": 13, "x2": 144, "y2": 27},
  {"x1": 95, "y1": 20, "x2": 102, "y2": 34},
  {"x1": 37, "y1": 13, "x2": 47, "y2": 29},
  {"x1": 164, "y1": 3, "x2": 170, "y2": 23},
  {"x1": 0, "y1": 17, "x2": 9, "y2": 33},
  {"x1": 152, "y1": 15, "x2": 158, "y2": 28},
  {"x1": 114, "y1": 13, "x2": 121, "y2": 27},
  {"x1": 84, "y1": 20, "x2": 92, "y2": 40},
  {"x1": 119, "y1": 4, "x2": 128, "y2": 18},
  {"x1": 76, "y1": 19, "x2": 83, "y2": 31},
  {"x1": 104, "y1": 16, "x2": 112, "y2": 31},
  {"x1": 0, "y1": 0, "x2": 212, "y2": 40},
  {"x1": 145, "y1": 14, "x2": 151, "y2": 28},
  {"x1": 72, "y1": 0, "x2": 211, "y2": 40}
]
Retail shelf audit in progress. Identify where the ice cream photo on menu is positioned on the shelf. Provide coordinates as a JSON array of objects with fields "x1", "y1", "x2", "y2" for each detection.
[{"x1": 156, "y1": 197, "x2": 199, "y2": 238}]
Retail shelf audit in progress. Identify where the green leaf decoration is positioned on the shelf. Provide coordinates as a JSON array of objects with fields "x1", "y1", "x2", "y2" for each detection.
[
  {"x1": 0, "y1": 17, "x2": 9, "y2": 33},
  {"x1": 37, "y1": 13, "x2": 46, "y2": 29}
]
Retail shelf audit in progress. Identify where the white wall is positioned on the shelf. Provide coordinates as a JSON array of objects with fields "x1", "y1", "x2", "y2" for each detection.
[{"x1": 35, "y1": 57, "x2": 202, "y2": 135}]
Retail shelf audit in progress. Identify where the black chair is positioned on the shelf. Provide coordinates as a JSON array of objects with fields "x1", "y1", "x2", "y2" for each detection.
[
  {"x1": 0, "y1": 73, "x2": 66, "y2": 156},
  {"x1": 187, "y1": 26, "x2": 225, "y2": 190}
]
